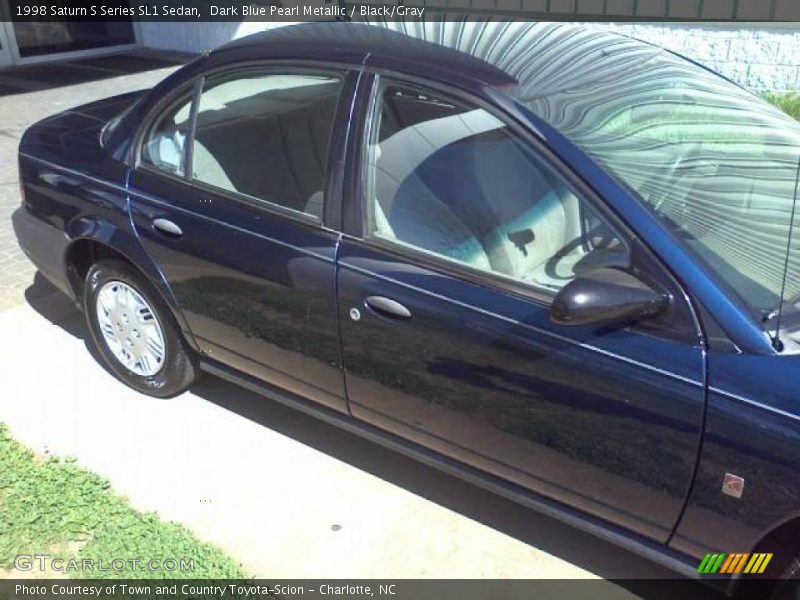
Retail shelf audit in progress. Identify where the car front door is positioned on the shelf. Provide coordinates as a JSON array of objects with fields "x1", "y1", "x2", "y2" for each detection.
[
  {"x1": 128, "y1": 66, "x2": 355, "y2": 412},
  {"x1": 336, "y1": 76, "x2": 706, "y2": 541}
]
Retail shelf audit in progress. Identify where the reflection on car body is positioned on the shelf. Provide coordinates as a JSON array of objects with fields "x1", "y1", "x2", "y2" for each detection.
[{"x1": 12, "y1": 22, "x2": 800, "y2": 596}]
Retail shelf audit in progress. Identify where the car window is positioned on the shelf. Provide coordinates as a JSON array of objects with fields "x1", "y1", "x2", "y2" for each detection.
[
  {"x1": 191, "y1": 72, "x2": 342, "y2": 219},
  {"x1": 364, "y1": 82, "x2": 628, "y2": 294},
  {"x1": 141, "y1": 95, "x2": 193, "y2": 176},
  {"x1": 518, "y1": 43, "x2": 800, "y2": 320}
]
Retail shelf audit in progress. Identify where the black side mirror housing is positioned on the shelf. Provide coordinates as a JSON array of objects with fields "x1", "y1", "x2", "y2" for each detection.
[{"x1": 551, "y1": 268, "x2": 669, "y2": 327}]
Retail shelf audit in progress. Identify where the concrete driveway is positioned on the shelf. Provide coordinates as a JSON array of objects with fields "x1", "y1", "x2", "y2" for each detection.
[{"x1": 0, "y1": 50, "x2": 704, "y2": 595}]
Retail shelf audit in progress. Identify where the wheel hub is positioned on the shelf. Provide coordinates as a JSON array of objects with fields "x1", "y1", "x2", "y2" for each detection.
[{"x1": 96, "y1": 281, "x2": 166, "y2": 377}]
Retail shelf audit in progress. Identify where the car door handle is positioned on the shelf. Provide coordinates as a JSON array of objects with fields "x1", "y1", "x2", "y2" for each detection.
[
  {"x1": 152, "y1": 218, "x2": 183, "y2": 238},
  {"x1": 364, "y1": 296, "x2": 412, "y2": 320}
]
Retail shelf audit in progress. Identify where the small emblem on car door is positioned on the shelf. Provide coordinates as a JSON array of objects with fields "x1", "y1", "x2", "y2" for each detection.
[
  {"x1": 722, "y1": 473, "x2": 745, "y2": 498},
  {"x1": 349, "y1": 308, "x2": 361, "y2": 321}
]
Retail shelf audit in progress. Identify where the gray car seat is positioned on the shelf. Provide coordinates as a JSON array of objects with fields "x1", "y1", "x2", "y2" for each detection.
[
  {"x1": 191, "y1": 81, "x2": 338, "y2": 216},
  {"x1": 467, "y1": 138, "x2": 586, "y2": 288}
]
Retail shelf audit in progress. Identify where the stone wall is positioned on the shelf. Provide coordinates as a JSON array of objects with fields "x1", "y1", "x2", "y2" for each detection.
[
  {"x1": 137, "y1": 21, "x2": 800, "y2": 92},
  {"x1": 583, "y1": 23, "x2": 800, "y2": 91}
]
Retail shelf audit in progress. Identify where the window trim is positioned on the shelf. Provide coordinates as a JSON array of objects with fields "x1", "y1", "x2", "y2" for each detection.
[
  {"x1": 137, "y1": 78, "x2": 199, "y2": 180},
  {"x1": 184, "y1": 75, "x2": 204, "y2": 180},
  {"x1": 133, "y1": 60, "x2": 353, "y2": 228},
  {"x1": 353, "y1": 72, "x2": 633, "y2": 307}
]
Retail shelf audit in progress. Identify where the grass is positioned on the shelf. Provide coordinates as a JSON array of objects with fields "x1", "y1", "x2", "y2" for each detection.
[
  {"x1": 764, "y1": 91, "x2": 800, "y2": 122},
  {"x1": 0, "y1": 423, "x2": 249, "y2": 579}
]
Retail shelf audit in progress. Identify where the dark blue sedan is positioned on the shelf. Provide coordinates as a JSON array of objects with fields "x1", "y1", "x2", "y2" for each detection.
[{"x1": 12, "y1": 22, "x2": 800, "y2": 595}]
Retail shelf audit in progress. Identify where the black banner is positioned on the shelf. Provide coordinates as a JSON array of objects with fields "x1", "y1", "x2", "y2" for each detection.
[
  {"x1": 6, "y1": 0, "x2": 800, "y2": 22},
  {"x1": 0, "y1": 578, "x2": 746, "y2": 600}
]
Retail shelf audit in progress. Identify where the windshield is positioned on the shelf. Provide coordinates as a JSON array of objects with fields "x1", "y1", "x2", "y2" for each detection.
[{"x1": 514, "y1": 32, "x2": 800, "y2": 325}]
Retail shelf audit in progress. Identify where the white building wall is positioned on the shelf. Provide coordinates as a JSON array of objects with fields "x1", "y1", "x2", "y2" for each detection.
[
  {"x1": 137, "y1": 21, "x2": 800, "y2": 92},
  {"x1": 137, "y1": 22, "x2": 285, "y2": 54}
]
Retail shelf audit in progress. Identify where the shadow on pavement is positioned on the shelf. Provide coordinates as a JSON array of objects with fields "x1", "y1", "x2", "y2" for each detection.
[
  {"x1": 23, "y1": 274, "x2": 724, "y2": 600},
  {"x1": 23, "y1": 273, "x2": 112, "y2": 376},
  {"x1": 0, "y1": 50, "x2": 195, "y2": 96}
]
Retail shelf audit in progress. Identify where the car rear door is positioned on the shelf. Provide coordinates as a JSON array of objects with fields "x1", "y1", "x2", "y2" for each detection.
[
  {"x1": 127, "y1": 66, "x2": 356, "y2": 412},
  {"x1": 336, "y1": 75, "x2": 707, "y2": 541}
]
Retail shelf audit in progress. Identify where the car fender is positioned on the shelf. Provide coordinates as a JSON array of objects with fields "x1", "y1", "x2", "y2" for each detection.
[{"x1": 64, "y1": 216, "x2": 201, "y2": 353}]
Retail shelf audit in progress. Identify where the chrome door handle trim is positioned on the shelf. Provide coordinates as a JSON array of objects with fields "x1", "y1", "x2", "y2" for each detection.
[
  {"x1": 364, "y1": 296, "x2": 412, "y2": 320},
  {"x1": 152, "y1": 218, "x2": 183, "y2": 237}
]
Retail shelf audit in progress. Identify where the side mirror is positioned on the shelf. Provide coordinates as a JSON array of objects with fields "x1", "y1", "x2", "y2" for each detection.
[{"x1": 551, "y1": 268, "x2": 669, "y2": 327}]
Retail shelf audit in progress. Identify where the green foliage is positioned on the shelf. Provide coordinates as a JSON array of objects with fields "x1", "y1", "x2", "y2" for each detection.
[
  {"x1": 0, "y1": 423, "x2": 248, "y2": 579},
  {"x1": 763, "y1": 91, "x2": 800, "y2": 122}
]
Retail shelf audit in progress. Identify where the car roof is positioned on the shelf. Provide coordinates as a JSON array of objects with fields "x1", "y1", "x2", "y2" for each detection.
[{"x1": 215, "y1": 22, "x2": 516, "y2": 86}]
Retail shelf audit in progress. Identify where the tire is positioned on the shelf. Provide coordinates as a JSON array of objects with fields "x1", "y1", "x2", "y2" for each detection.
[
  {"x1": 770, "y1": 557, "x2": 800, "y2": 600},
  {"x1": 83, "y1": 258, "x2": 198, "y2": 397}
]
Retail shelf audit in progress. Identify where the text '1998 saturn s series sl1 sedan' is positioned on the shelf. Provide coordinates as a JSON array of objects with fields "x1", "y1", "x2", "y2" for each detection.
[{"x1": 12, "y1": 22, "x2": 800, "y2": 595}]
